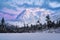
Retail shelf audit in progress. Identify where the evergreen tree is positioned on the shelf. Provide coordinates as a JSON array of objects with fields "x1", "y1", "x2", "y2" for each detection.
[
  {"x1": 1, "y1": 17, "x2": 5, "y2": 25},
  {"x1": 58, "y1": 20, "x2": 60, "y2": 27},
  {"x1": 0, "y1": 17, "x2": 6, "y2": 32},
  {"x1": 56, "y1": 20, "x2": 60, "y2": 28},
  {"x1": 43, "y1": 23, "x2": 47, "y2": 29},
  {"x1": 46, "y1": 15, "x2": 52, "y2": 29},
  {"x1": 36, "y1": 20, "x2": 43, "y2": 30},
  {"x1": 52, "y1": 21, "x2": 55, "y2": 28},
  {"x1": 56, "y1": 20, "x2": 59, "y2": 28}
]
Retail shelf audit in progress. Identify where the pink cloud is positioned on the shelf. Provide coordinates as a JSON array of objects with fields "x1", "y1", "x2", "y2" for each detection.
[
  {"x1": 2, "y1": 7, "x2": 24, "y2": 15},
  {"x1": 0, "y1": 7, "x2": 26, "y2": 20},
  {"x1": 0, "y1": 12, "x2": 16, "y2": 20}
]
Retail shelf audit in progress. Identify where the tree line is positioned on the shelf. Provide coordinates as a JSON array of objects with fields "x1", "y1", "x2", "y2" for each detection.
[{"x1": 0, "y1": 15, "x2": 60, "y2": 33}]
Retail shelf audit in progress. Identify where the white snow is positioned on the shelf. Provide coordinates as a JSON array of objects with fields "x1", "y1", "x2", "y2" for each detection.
[{"x1": 0, "y1": 33, "x2": 60, "y2": 40}]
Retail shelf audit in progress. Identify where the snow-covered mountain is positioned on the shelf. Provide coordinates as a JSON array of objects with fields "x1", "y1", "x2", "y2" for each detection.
[
  {"x1": 14, "y1": 8, "x2": 60, "y2": 25},
  {"x1": 15, "y1": 8, "x2": 53, "y2": 24},
  {"x1": 4, "y1": 7, "x2": 59, "y2": 27}
]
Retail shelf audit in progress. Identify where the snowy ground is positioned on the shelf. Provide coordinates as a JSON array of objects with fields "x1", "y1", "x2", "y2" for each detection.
[{"x1": 0, "y1": 33, "x2": 60, "y2": 40}]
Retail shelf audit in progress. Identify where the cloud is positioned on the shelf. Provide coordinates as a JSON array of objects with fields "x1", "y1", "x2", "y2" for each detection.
[
  {"x1": 49, "y1": 2, "x2": 60, "y2": 8},
  {"x1": 0, "y1": 12, "x2": 16, "y2": 21},
  {"x1": 0, "y1": 7, "x2": 25, "y2": 21},
  {"x1": 49, "y1": 0, "x2": 60, "y2": 2},
  {"x1": 1, "y1": 7, "x2": 20, "y2": 14},
  {"x1": 12, "y1": 0, "x2": 44, "y2": 5},
  {"x1": 6, "y1": 0, "x2": 44, "y2": 8}
]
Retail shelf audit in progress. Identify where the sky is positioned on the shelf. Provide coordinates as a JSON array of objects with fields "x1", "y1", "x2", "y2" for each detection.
[{"x1": 0, "y1": 0, "x2": 60, "y2": 26}]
